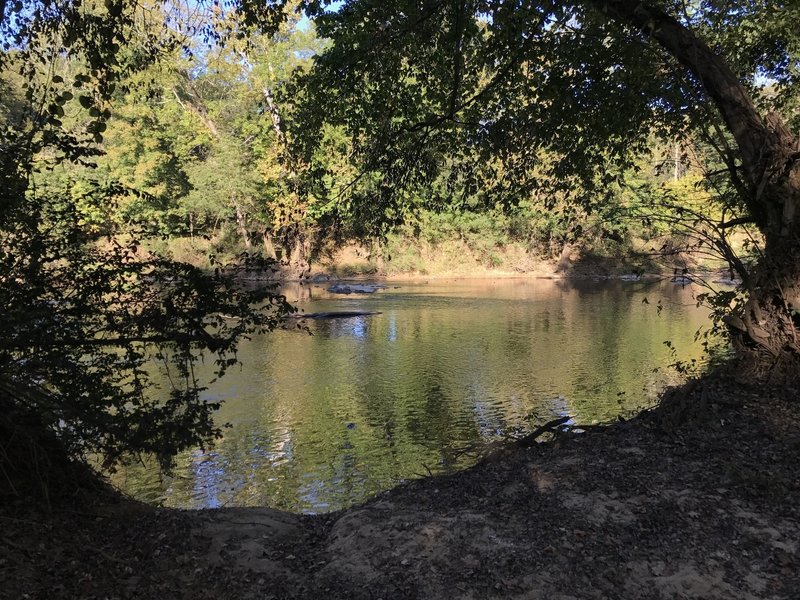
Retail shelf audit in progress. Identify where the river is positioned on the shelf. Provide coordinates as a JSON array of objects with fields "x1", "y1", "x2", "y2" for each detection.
[{"x1": 116, "y1": 277, "x2": 714, "y2": 512}]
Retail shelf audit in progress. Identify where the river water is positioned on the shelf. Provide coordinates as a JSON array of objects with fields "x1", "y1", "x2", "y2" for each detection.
[{"x1": 116, "y1": 277, "x2": 713, "y2": 512}]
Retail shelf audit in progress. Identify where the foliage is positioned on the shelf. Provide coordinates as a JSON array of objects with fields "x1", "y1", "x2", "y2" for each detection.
[
  {"x1": 1, "y1": 0, "x2": 799, "y2": 494},
  {"x1": 288, "y1": 0, "x2": 800, "y2": 369},
  {"x1": 0, "y1": 1, "x2": 295, "y2": 487},
  {"x1": 0, "y1": 160, "x2": 297, "y2": 474},
  {"x1": 1, "y1": 184, "x2": 294, "y2": 469},
  {"x1": 290, "y1": 1, "x2": 796, "y2": 235}
]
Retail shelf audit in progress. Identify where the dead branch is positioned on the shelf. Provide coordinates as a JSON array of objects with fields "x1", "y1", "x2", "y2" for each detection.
[{"x1": 515, "y1": 416, "x2": 571, "y2": 448}]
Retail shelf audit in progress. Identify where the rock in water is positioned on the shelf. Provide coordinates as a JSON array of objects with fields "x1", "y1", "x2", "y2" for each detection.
[{"x1": 328, "y1": 283, "x2": 386, "y2": 294}]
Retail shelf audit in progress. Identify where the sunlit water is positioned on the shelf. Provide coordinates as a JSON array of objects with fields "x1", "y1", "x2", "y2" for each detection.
[{"x1": 115, "y1": 278, "x2": 714, "y2": 512}]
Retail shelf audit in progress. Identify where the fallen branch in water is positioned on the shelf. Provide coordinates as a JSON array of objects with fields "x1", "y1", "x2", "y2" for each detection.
[
  {"x1": 515, "y1": 416, "x2": 571, "y2": 448},
  {"x1": 443, "y1": 415, "x2": 601, "y2": 466}
]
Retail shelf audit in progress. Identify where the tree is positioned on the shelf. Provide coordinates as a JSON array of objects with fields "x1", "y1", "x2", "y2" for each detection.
[
  {"x1": 231, "y1": 14, "x2": 320, "y2": 276},
  {"x1": 283, "y1": 0, "x2": 799, "y2": 373},
  {"x1": 0, "y1": 1, "x2": 293, "y2": 499}
]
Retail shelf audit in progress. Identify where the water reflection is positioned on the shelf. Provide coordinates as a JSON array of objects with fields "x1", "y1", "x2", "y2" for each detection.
[{"x1": 116, "y1": 278, "x2": 713, "y2": 512}]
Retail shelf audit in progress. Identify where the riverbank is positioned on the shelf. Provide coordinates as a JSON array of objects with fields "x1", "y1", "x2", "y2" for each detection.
[
  {"x1": 2, "y1": 369, "x2": 798, "y2": 599},
  {"x1": 312, "y1": 239, "x2": 674, "y2": 281},
  {"x1": 158, "y1": 231, "x2": 728, "y2": 282}
]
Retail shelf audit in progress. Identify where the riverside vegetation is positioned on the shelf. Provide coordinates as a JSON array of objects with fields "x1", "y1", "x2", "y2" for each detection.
[{"x1": 1, "y1": 1, "x2": 799, "y2": 598}]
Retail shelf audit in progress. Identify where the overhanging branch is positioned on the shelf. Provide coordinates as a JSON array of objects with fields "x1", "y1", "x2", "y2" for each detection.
[
  {"x1": 589, "y1": 0, "x2": 777, "y2": 202},
  {"x1": 719, "y1": 216, "x2": 756, "y2": 229}
]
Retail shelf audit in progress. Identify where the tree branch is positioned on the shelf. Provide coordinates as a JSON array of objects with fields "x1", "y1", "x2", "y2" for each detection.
[
  {"x1": 719, "y1": 216, "x2": 756, "y2": 229},
  {"x1": 0, "y1": 333, "x2": 221, "y2": 351},
  {"x1": 589, "y1": 0, "x2": 778, "y2": 213},
  {"x1": 172, "y1": 71, "x2": 220, "y2": 138},
  {"x1": 515, "y1": 416, "x2": 571, "y2": 448}
]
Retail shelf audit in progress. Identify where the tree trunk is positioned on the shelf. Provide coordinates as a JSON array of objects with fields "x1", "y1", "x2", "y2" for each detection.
[
  {"x1": 594, "y1": 2, "x2": 776, "y2": 200},
  {"x1": 284, "y1": 229, "x2": 310, "y2": 280},
  {"x1": 555, "y1": 242, "x2": 574, "y2": 273},
  {"x1": 261, "y1": 70, "x2": 315, "y2": 279},
  {"x1": 594, "y1": 0, "x2": 800, "y2": 373},
  {"x1": 262, "y1": 230, "x2": 277, "y2": 260},
  {"x1": 732, "y1": 163, "x2": 800, "y2": 368},
  {"x1": 232, "y1": 198, "x2": 251, "y2": 250},
  {"x1": 370, "y1": 238, "x2": 385, "y2": 274},
  {"x1": 171, "y1": 76, "x2": 220, "y2": 138}
]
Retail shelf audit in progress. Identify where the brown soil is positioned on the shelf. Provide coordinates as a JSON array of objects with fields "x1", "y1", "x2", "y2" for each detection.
[
  {"x1": 2, "y1": 371, "x2": 799, "y2": 599},
  {"x1": 310, "y1": 237, "x2": 710, "y2": 282}
]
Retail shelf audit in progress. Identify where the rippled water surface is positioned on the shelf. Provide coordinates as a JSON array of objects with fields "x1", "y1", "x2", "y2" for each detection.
[{"x1": 117, "y1": 278, "x2": 712, "y2": 512}]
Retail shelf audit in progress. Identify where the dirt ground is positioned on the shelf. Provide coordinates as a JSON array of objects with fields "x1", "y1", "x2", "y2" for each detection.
[{"x1": 2, "y1": 370, "x2": 799, "y2": 599}]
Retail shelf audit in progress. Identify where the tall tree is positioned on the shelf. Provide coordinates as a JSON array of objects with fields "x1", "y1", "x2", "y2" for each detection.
[
  {"x1": 0, "y1": 1, "x2": 293, "y2": 494},
  {"x1": 285, "y1": 0, "x2": 800, "y2": 372}
]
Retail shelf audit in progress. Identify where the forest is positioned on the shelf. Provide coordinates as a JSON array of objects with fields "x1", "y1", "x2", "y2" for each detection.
[
  {"x1": 1, "y1": 1, "x2": 799, "y2": 599},
  {"x1": 1, "y1": 2, "x2": 733, "y2": 278}
]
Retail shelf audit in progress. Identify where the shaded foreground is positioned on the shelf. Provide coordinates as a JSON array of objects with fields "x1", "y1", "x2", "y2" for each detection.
[{"x1": 2, "y1": 372, "x2": 800, "y2": 599}]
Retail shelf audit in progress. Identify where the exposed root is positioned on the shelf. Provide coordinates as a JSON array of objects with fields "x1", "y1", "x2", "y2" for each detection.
[{"x1": 729, "y1": 347, "x2": 800, "y2": 386}]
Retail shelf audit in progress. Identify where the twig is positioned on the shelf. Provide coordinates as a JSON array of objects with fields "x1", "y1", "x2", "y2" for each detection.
[
  {"x1": 0, "y1": 515, "x2": 47, "y2": 526},
  {"x1": 450, "y1": 443, "x2": 480, "y2": 459},
  {"x1": 75, "y1": 531, "x2": 125, "y2": 564},
  {"x1": 515, "y1": 416, "x2": 571, "y2": 448}
]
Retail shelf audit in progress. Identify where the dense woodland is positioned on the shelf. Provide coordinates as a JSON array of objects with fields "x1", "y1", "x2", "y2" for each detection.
[
  {"x1": 0, "y1": 5, "x2": 730, "y2": 278},
  {"x1": 0, "y1": 0, "x2": 799, "y2": 499}
]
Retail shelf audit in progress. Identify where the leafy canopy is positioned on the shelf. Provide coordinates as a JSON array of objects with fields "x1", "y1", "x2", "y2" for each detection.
[{"x1": 286, "y1": 0, "x2": 798, "y2": 225}]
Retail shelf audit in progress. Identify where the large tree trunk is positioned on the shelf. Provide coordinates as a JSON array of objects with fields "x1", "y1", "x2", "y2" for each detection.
[
  {"x1": 595, "y1": 0, "x2": 800, "y2": 372},
  {"x1": 282, "y1": 228, "x2": 310, "y2": 280},
  {"x1": 738, "y1": 158, "x2": 800, "y2": 368},
  {"x1": 262, "y1": 75, "x2": 316, "y2": 279}
]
